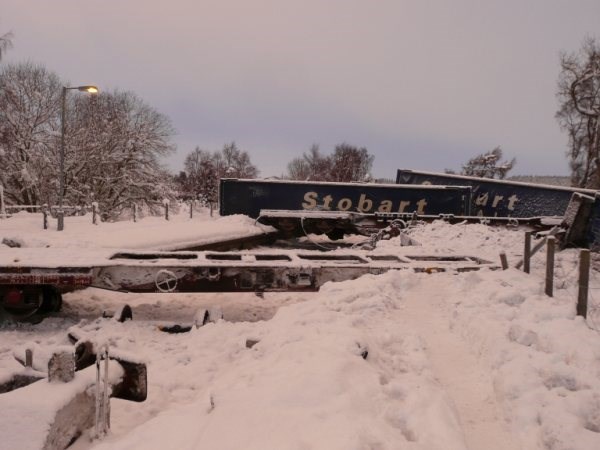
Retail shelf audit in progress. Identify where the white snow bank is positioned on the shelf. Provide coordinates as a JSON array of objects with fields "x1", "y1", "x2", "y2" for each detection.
[
  {"x1": 0, "y1": 363, "x2": 123, "y2": 450},
  {"x1": 0, "y1": 211, "x2": 272, "y2": 250},
  {"x1": 92, "y1": 272, "x2": 468, "y2": 450}
]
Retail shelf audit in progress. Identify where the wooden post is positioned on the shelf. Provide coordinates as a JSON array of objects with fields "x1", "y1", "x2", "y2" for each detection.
[
  {"x1": 165, "y1": 203, "x2": 169, "y2": 221},
  {"x1": 523, "y1": 231, "x2": 532, "y2": 274},
  {"x1": 210, "y1": 202, "x2": 214, "y2": 217},
  {"x1": 0, "y1": 184, "x2": 5, "y2": 219},
  {"x1": 43, "y1": 209, "x2": 48, "y2": 230},
  {"x1": 92, "y1": 203, "x2": 98, "y2": 225},
  {"x1": 132, "y1": 203, "x2": 137, "y2": 222},
  {"x1": 545, "y1": 236, "x2": 555, "y2": 297},
  {"x1": 577, "y1": 249, "x2": 590, "y2": 318},
  {"x1": 500, "y1": 252, "x2": 508, "y2": 270},
  {"x1": 25, "y1": 349, "x2": 33, "y2": 368},
  {"x1": 189, "y1": 200, "x2": 193, "y2": 219}
]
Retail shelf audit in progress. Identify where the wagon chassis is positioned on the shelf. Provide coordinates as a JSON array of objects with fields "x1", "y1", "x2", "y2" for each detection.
[{"x1": 0, "y1": 249, "x2": 496, "y2": 321}]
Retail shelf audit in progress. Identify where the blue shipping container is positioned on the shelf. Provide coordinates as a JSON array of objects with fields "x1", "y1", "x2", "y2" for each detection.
[
  {"x1": 220, "y1": 179, "x2": 472, "y2": 218},
  {"x1": 396, "y1": 169, "x2": 597, "y2": 218}
]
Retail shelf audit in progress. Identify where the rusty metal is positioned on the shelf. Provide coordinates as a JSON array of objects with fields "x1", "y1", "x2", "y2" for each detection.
[
  {"x1": 0, "y1": 250, "x2": 497, "y2": 299},
  {"x1": 87, "y1": 250, "x2": 495, "y2": 293},
  {"x1": 256, "y1": 209, "x2": 559, "y2": 239}
]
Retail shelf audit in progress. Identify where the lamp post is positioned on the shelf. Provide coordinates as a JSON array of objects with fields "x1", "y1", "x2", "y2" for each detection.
[{"x1": 58, "y1": 85, "x2": 99, "y2": 231}]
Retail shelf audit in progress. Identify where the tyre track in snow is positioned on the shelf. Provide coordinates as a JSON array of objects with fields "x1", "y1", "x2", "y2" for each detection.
[{"x1": 399, "y1": 287, "x2": 520, "y2": 450}]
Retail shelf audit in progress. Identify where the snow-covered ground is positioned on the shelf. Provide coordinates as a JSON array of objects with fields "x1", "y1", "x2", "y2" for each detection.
[
  {"x1": 0, "y1": 209, "x2": 272, "y2": 250},
  {"x1": 1, "y1": 212, "x2": 600, "y2": 449}
]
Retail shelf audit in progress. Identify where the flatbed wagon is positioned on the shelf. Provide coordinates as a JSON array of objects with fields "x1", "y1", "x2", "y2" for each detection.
[{"x1": 0, "y1": 248, "x2": 496, "y2": 321}]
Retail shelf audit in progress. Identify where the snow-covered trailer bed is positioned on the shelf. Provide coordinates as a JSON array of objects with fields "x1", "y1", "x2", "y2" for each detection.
[{"x1": 0, "y1": 248, "x2": 496, "y2": 320}]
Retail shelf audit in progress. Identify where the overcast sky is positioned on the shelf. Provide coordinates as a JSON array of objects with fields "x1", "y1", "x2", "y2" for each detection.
[{"x1": 2, "y1": 0, "x2": 599, "y2": 179}]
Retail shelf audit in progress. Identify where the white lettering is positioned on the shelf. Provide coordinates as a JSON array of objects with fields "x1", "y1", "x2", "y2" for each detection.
[
  {"x1": 475, "y1": 192, "x2": 489, "y2": 206},
  {"x1": 337, "y1": 198, "x2": 352, "y2": 211},
  {"x1": 302, "y1": 191, "x2": 317, "y2": 209},
  {"x1": 357, "y1": 194, "x2": 373, "y2": 212},
  {"x1": 398, "y1": 201, "x2": 411, "y2": 213},
  {"x1": 378, "y1": 200, "x2": 392, "y2": 213}
]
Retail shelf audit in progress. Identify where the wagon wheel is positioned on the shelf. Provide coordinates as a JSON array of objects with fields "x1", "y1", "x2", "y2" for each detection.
[
  {"x1": 0, "y1": 286, "x2": 44, "y2": 322},
  {"x1": 155, "y1": 270, "x2": 178, "y2": 293}
]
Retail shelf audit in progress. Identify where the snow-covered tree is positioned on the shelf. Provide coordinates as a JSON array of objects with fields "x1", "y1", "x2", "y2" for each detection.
[
  {"x1": 0, "y1": 62, "x2": 176, "y2": 217},
  {"x1": 556, "y1": 37, "x2": 600, "y2": 188},
  {"x1": 0, "y1": 62, "x2": 61, "y2": 205},
  {"x1": 64, "y1": 90, "x2": 176, "y2": 219},
  {"x1": 461, "y1": 147, "x2": 515, "y2": 179}
]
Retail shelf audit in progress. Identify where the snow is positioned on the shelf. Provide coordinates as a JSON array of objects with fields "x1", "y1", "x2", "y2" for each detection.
[
  {"x1": 1, "y1": 211, "x2": 600, "y2": 449},
  {"x1": 0, "y1": 363, "x2": 124, "y2": 450},
  {"x1": 398, "y1": 169, "x2": 599, "y2": 194},
  {"x1": 0, "y1": 209, "x2": 272, "y2": 251}
]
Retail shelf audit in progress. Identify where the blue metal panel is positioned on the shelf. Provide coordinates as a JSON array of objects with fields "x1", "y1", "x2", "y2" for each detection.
[
  {"x1": 220, "y1": 179, "x2": 472, "y2": 218},
  {"x1": 396, "y1": 169, "x2": 597, "y2": 217},
  {"x1": 587, "y1": 194, "x2": 600, "y2": 252}
]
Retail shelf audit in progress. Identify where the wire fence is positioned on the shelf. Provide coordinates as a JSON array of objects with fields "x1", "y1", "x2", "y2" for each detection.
[
  {"x1": 535, "y1": 243, "x2": 600, "y2": 335},
  {"x1": 509, "y1": 228, "x2": 600, "y2": 336}
]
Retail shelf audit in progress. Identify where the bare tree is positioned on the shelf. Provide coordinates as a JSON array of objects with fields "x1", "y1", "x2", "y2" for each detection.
[
  {"x1": 461, "y1": 147, "x2": 515, "y2": 179},
  {"x1": 177, "y1": 142, "x2": 258, "y2": 204},
  {"x1": 287, "y1": 157, "x2": 311, "y2": 180},
  {"x1": 329, "y1": 143, "x2": 374, "y2": 182},
  {"x1": 304, "y1": 144, "x2": 332, "y2": 181},
  {"x1": 0, "y1": 30, "x2": 13, "y2": 61},
  {"x1": 287, "y1": 145, "x2": 330, "y2": 181},
  {"x1": 179, "y1": 147, "x2": 218, "y2": 204},
  {"x1": 556, "y1": 37, "x2": 600, "y2": 188},
  {"x1": 287, "y1": 143, "x2": 373, "y2": 182},
  {"x1": 0, "y1": 62, "x2": 61, "y2": 205},
  {"x1": 215, "y1": 142, "x2": 258, "y2": 179}
]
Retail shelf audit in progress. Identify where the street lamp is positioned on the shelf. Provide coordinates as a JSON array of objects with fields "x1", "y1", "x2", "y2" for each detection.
[{"x1": 57, "y1": 85, "x2": 99, "y2": 231}]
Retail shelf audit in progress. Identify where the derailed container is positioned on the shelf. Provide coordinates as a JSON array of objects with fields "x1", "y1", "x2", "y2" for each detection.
[
  {"x1": 396, "y1": 169, "x2": 598, "y2": 218},
  {"x1": 219, "y1": 178, "x2": 472, "y2": 218}
]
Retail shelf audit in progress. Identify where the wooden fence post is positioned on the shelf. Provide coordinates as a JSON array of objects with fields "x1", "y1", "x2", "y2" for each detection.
[
  {"x1": 164, "y1": 203, "x2": 169, "y2": 221},
  {"x1": 189, "y1": 200, "x2": 193, "y2": 219},
  {"x1": 92, "y1": 203, "x2": 98, "y2": 225},
  {"x1": 524, "y1": 231, "x2": 532, "y2": 274},
  {"x1": 500, "y1": 252, "x2": 508, "y2": 270},
  {"x1": 43, "y1": 209, "x2": 48, "y2": 230},
  {"x1": 577, "y1": 249, "x2": 590, "y2": 318},
  {"x1": 545, "y1": 236, "x2": 555, "y2": 297},
  {"x1": 25, "y1": 349, "x2": 33, "y2": 368},
  {"x1": 132, "y1": 203, "x2": 137, "y2": 222},
  {"x1": 0, "y1": 184, "x2": 5, "y2": 219}
]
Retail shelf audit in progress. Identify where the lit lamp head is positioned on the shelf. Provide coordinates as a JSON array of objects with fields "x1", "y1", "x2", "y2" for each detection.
[{"x1": 78, "y1": 85, "x2": 99, "y2": 94}]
